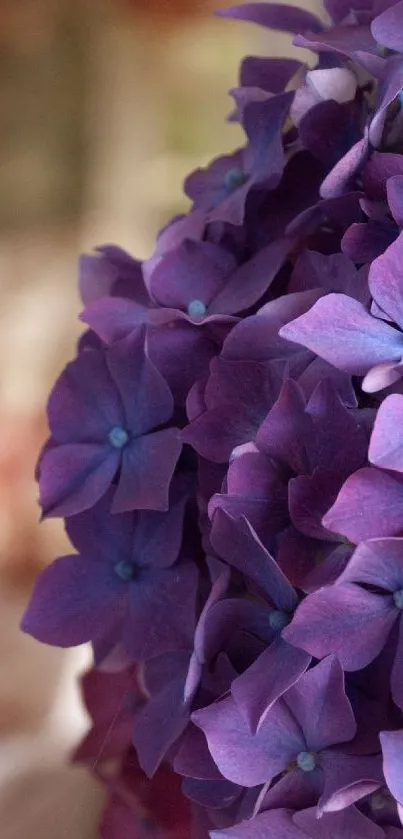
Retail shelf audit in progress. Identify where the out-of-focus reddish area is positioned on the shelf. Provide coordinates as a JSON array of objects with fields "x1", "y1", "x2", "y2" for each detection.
[{"x1": 0, "y1": 1, "x2": 317, "y2": 835}]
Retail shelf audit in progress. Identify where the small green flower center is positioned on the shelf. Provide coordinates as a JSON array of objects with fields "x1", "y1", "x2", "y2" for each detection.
[
  {"x1": 224, "y1": 167, "x2": 246, "y2": 191},
  {"x1": 109, "y1": 426, "x2": 129, "y2": 449},
  {"x1": 187, "y1": 300, "x2": 207, "y2": 319},
  {"x1": 296, "y1": 751, "x2": 316, "y2": 773},
  {"x1": 269, "y1": 610, "x2": 290, "y2": 631},
  {"x1": 114, "y1": 560, "x2": 136, "y2": 581}
]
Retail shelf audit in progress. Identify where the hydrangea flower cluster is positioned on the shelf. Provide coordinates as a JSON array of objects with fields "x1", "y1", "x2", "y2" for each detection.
[{"x1": 22, "y1": 2, "x2": 403, "y2": 837}]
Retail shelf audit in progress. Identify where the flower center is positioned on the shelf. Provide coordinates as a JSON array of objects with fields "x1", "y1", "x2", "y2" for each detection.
[
  {"x1": 187, "y1": 299, "x2": 207, "y2": 319},
  {"x1": 224, "y1": 167, "x2": 246, "y2": 191},
  {"x1": 394, "y1": 589, "x2": 403, "y2": 610},
  {"x1": 296, "y1": 751, "x2": 316, "y2": 773},
  {"x1": 269, "y1": 610, "x2": 290, "y2": 631},
  {"x1": 109, "y1": 426, "x2": 129, "y2": 449},
  {"x1": 114, "y1": 560, "x2": 136, "y2": 581}
]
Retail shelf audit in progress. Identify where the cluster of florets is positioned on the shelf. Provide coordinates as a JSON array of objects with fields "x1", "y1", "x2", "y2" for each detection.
[{"x1": 22, "y1": 2, "x2": 403, "y2": 837}]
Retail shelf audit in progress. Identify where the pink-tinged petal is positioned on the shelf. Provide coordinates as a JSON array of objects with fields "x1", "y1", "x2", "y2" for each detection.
[
  {"x1": 322, "y1": 467, "x2": 403, "y2": 541},
  {"x1": 318, "y1": 752, "x2": 383, "y2": 815},
  {"x1": 107, "y1": 328, "x2": 174, "y2": 435},
  {"x1": 283, "y1": 584, "x2": 397, "y2": 670},
  {"x1": 280, "y1": 294, "x2": 403, "y2": 375},
  {"x1": 338, "y1": 537, "x2": 403, "y2": 591},
  {"x1": 47, "y1": 349, "x2": 124, "y2": 443},
  {"x1": 210, "y1": 239, "x2": 290, "y2": 315},
  {"x1": 112, "y1": 429, "x2": 182, "y2": 513},
  {"x1": 125, "y1": 561, "x2": 198, "y2": 661},
  {"x1": 192, "y1": 694, "x2": 305, "y2": 787},
  {"x1": 285, "y1": 657, "x2": 356, "y2": 751},
  {"x1": 216, "y1": 3, "x2": 324, "y2": 34},
  {"x1": 381, "y1": 729, "x2": 403, "y2": 804},
  {"x1": 21, "y1": 554, "x2": 120, "y2": 646},
  {"x1": 211, "y1": 809, "x2": 309, "y2": 839},
  {"x1": 210, "y1": 511, "x2": 298, "y2": 609},
  {"x1": 294, "y1": 804, "x2": 384, "y2": 838},
  {"x1": 372, "y1": 0, "x2": 403, "y2": 52},
  {"x1": 232, "y1": 639, "x2": 311, "y2": 732},
  {"x1": 392, "y1": 618, "x2": 403, "y2": 710},
  {"x1": 368, "y1": 393, "x2": 403, "y2": 472},
  {"x1": 362, "y1": 360, "x2": 403, "y2": 394},
  {"x1": 369, "y1": 232, "x2": 403, "y2": 329},
  {"x1": 39, "y1": 443, "x2": 119, "y2": 518}
]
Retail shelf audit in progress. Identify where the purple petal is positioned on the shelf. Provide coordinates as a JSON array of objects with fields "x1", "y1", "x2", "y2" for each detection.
[
  {"x1": 21, "y1": 554, "x2": 120, "y2": 646},
  {"x1": 216, "y1": 3, "x2": 324, "y2": 34},
  {"x1": 320, "y1": 135, "x2": 369, "y2": 199},
  {"x1": 107, "y1": 329, "x2": 174, "y2": 435},
  {"x1": 280, "y1": 294, "x2": 403, "y2": 375},
  {"x1": 294, "y1": 804, "x2": 385, "y2": 838},
  {"x1": 381, "y1": 729, "x2": 403, "y2": 804},
  {"x1": 369, "y1": 232, "x2": 403, "y2": 329},
  {"x1": 174, "y1": 724, "x2": 223, "y2": 781},
  {"x1": 133, "y1": 665, "x2": 190, "y2": 776},
  {"x1": 256, "y1": 379, "x2": 310, "y2": 473},
  {"x1": 257, "y1": 769, "x2": 322, "y2": 812},
  {"x1": 283, "y1": 584, "x2": 397, "y2": 670},
  {"x1": 124, "y1": 560, "x2": 198, "y2": 660},
  {"x1": 284, "y1": 656, "x2": 356, "y2": 751},
  {"x1": 318, "y1": 752, "x2": 383, "y2": 814},
  {"x1": 210, "y1": 511, "x2": 298, "y2": 609},
  {"x1": 192, "y1": 694, "x2": 305, "y2": 787},
  {"x1": 210, "y1": 239, "x2": 290, "y2": 315},
  {"x1": 240, "y1": 56, "x2": 302, "y2": 94},
  {"x1": 392, "y1": 618, "x2": 403, "y2": 710},
  {"x1": 342, "y1": 220, "x2": 396, "y2": 264},
  {"x1": 65, "y1": 488, "x2": 133, "y2": 561},
  {"x1": 150, "y1": 240, "x2": 236, "y2": 311},
  {"x1": 372, "y1": 0, "x2": 403, "y2": 51},
  {"x1": 39, "y1": 443, "x2": 119, "y2": 518},
  {"x1": 387, "y1": 175, "x2": 403, "y2": 227},
  {"x1": 363, "y1": 152, "x2": 403, "y2": 200},
  {"x1": 209, "y1": 450, "x2": 289, "y2": 543},
  {"x1": 243, "y1": 93, "x2": 293, "y2": 185},
  {"x1": 232, "y1": 639, "x2": 311, "y2": 732},
  {"x1": 81, "y1": 298, "x2": 152, "y2": 343},
  {"x1": 182, "y1": 778, "x2": 241, "y2": 810},
  {"x1": 294, "y1": 25, "x2": 378, "y2": 60},
  {"x1": 47, "y1": 349, "x2": 124, "y2": 443},
  {"x1": 322, "y1": 467, "x2": 403, "y2": 541},
  {"x1": 112, "y1": 429, "x2": 181, "y2": 513},
  {"x1": 211, "y1": 809, "x2": 309, "y2": 839},
  {"x1": 338, "y1": 537, "x2": 403, "y2": 591}
]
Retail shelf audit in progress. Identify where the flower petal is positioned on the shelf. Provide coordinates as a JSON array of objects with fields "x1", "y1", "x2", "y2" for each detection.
[{"x1": 283, "y1": 583, "x2": 397, "y2": 671}]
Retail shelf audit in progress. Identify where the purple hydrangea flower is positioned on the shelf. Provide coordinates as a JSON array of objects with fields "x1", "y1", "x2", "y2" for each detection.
[
  {"x1": 38, "y1": 328, "x2": 182, "y2": 517},
  {"x1": 22, "y1": 483, "x2": 198, "y2": 661}
]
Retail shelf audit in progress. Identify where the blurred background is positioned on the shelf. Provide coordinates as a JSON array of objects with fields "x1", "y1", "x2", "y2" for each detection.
[{"x1": 0, "y1": 1, "x2": 318, "y2": 835}]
